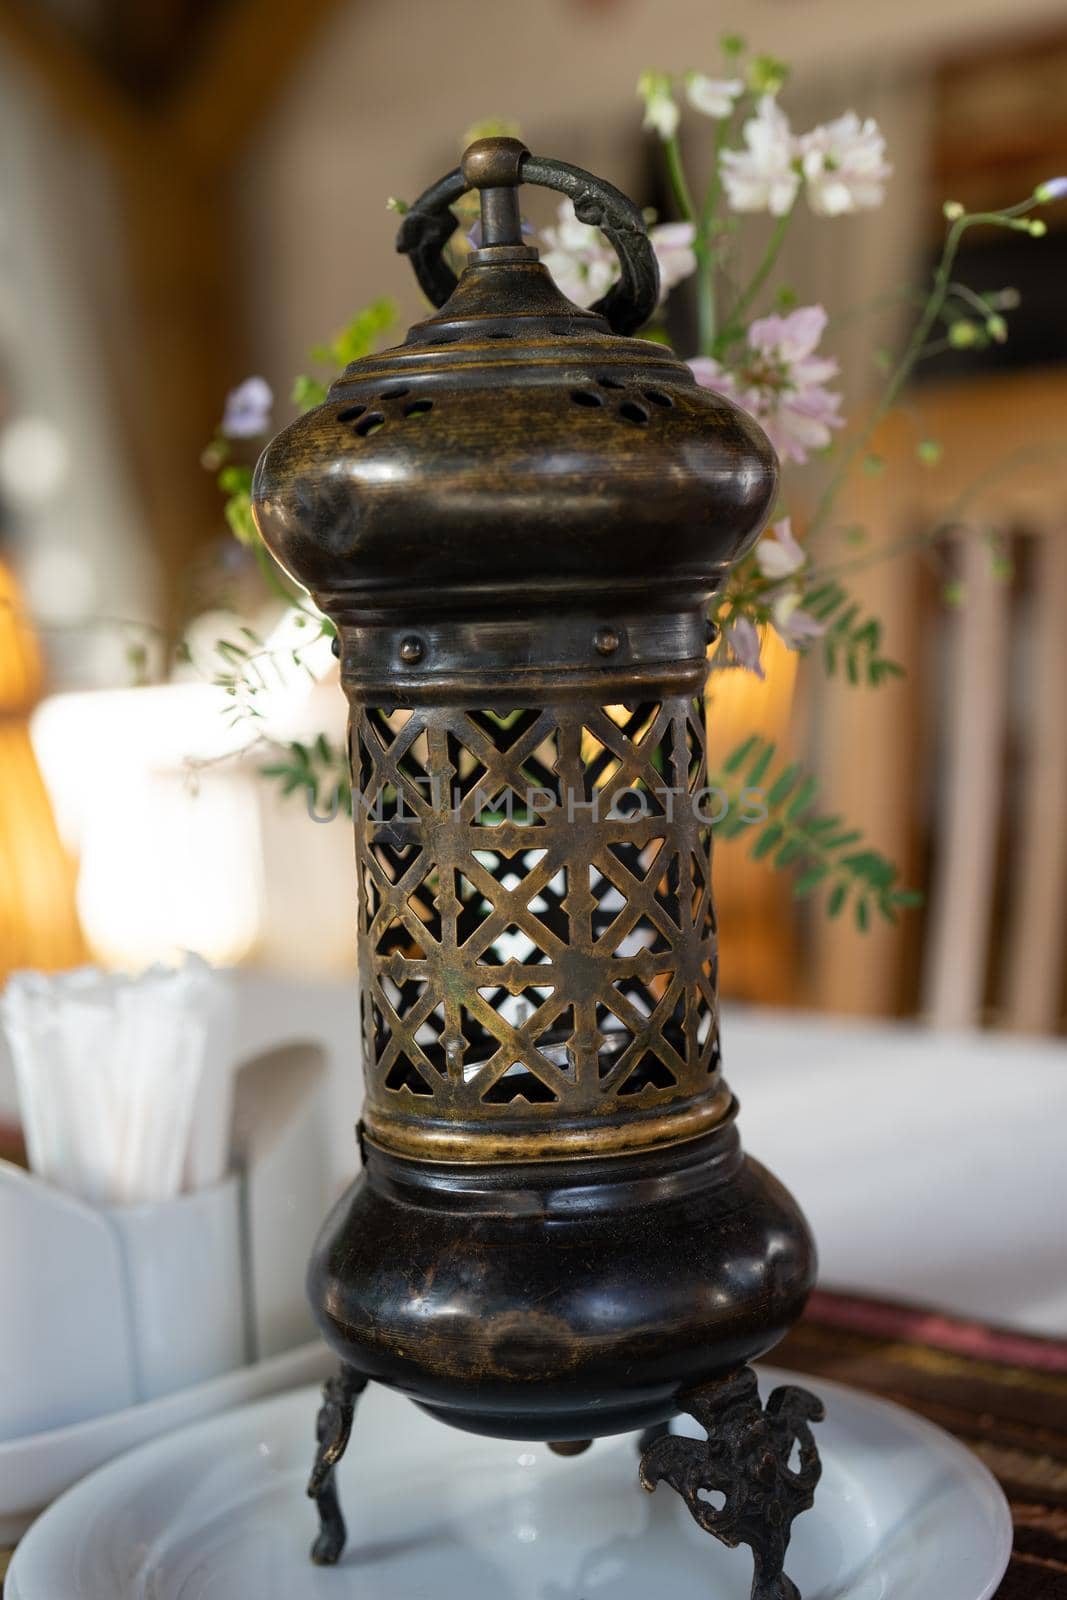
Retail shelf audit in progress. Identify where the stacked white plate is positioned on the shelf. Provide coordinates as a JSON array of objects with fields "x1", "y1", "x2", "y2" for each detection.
[{"x1": 8, "y1": 1367, "x2": 1012, "y2": 1599}]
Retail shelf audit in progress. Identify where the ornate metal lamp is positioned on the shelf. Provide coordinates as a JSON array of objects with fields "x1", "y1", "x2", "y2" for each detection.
[{"x1": 253, "y1": 136, "x2": 823, "y2": 1600}]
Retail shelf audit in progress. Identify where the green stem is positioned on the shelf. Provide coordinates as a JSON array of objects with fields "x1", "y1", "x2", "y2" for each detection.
[
  {"x1": 694, "y1": 120, "x2": 730, "y2": 356},
  {"x1": 806, "y1": 443, "x2": 1065, "y2": 585},
  {"x1": 695, "y1": 245, "x2": 715, "y2": 357},
  {"x1": 662, "y1": 134, "x2": 696, "y2": 222},
  {"x1": 718, "y1": 199, "x2": 797, "y2": 348},
  {"x1": 805, "y1": 201, "x2": 1037, "y2": 545}
]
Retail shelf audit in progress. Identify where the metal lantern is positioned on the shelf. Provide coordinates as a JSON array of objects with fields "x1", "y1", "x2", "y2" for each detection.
[{"x1": 253, "y1": 137, "x2": 823, "y2": 1600}]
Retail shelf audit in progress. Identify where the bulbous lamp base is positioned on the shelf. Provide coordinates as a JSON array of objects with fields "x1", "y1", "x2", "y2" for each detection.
[{"x1": 304, "y1": 1116, "x2": 824, "y2": 1599}]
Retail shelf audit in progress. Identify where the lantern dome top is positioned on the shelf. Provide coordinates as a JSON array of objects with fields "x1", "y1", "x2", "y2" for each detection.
[{"x1": 252, "y1": 139, "x2": 777, "y2": 629}]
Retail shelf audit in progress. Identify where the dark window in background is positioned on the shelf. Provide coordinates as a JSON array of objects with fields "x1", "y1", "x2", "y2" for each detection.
[{"x1": 915, "y1": 227, "x2": 1067, "y2": 384}]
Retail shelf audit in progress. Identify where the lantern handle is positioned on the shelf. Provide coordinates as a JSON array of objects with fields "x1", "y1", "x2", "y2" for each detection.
[{"x1": 396, "y1": 137, "x2": 660, "y2": 337}]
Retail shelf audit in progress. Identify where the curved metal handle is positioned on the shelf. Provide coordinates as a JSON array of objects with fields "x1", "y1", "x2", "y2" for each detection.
[{"x1": 396, "y1": 138, "x2": 660, "y2": 337}]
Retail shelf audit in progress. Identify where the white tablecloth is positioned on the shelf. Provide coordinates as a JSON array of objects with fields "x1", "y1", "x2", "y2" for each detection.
[
  {"x1": 3, "y1": 976, "x2": 1064, "y2": 1337},
  {"x1": 225, "y1": 978, "x2": 1067, "y2": 1339}
]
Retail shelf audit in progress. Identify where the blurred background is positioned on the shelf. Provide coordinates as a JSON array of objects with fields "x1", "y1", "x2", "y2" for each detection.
[{"x1": 1, "y1": 0, "x2": 1066, "y2": 1038}]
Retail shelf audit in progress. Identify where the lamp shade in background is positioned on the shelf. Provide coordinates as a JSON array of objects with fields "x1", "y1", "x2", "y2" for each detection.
[
  {"x1": 31, "y1": 676, "x2": 357, "y2": 977},
  {"x1": 0, "y1": 559, "x2": 85, "y2": 979}
]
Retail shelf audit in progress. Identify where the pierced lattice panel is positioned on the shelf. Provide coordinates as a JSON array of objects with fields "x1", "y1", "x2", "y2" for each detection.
[{"x1": 353, "y1": 696, "x2": 722, "y2": 1153}]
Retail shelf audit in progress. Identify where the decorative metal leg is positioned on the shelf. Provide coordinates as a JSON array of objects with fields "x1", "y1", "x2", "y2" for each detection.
[
  {"x1": 636, "y1": 1420, "x2": 671, "y2": 1455},
  {"x1": 307, "y1": 1365, "x2": 368, "y2": 1566},
  {"x1": 639, "y1": 1367, "x2": 824, "y2": 1600}
]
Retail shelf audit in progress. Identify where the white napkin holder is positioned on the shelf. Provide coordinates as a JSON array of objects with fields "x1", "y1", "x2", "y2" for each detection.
[{"x1": 0, "y1": 1040, "x2": 330, "y2": 1444}]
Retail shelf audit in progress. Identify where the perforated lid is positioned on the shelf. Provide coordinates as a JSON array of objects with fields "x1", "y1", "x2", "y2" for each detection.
[{"x1": 252, "y1": 139, "x2": 777, "y2": 622}]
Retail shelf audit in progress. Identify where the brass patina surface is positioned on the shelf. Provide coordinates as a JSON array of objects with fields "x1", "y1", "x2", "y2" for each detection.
[
  {"x1": 253, "y1": 139, "x2": 821, "y2": 1590},
  {"x1": 253, "y1": 137, "x2": 778, "y2": 1165}
]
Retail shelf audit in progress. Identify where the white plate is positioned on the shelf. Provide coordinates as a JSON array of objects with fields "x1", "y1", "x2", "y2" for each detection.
[
  {"x1": 0, "y1": 1341, "x2": 332, "y2": 1542},
  {"x1": 7, "y1": 1366, "x2": 1012, "y2": 1600}
]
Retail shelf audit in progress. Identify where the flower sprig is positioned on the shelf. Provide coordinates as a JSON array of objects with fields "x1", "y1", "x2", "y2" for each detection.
[
  {"x1": 713, "y1": 734, "x2": 921, "y2": 928},
  {"x1": 198, "y1": 42, "x2": 1067, "y2": 928}
]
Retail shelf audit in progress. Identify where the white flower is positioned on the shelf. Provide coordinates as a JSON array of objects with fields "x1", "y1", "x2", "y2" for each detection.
[
  {"x1": 799, "y1": 112, "x2": 892, "y2": 216},
  {"x1": 541, "y1": 201, "x2": 618, "y2": 308},
  {"x1": 638, "y1": 71, "x2": 680, "y2": 142},
  {"x1": 649, "y1": 221, "x2": 698, "y2": 294},
  {"x1": 689, "y1": 304, "x2": 843, "y2": 466},
  {"x1": 720, "y1": 95, "x2": 800, "y2": 216},
  {"x1": 685, "y1": 73, "x2": 744, "y2": 120},
  {"x1": 755, "y1": 517, "x2": 806, "y2": 579},
  {"x1": 541, "y1": 201, "x2": 696, "y2": 309},
  {"x1": 221, "y1": 376, "x2": 273, "y2": 439}
]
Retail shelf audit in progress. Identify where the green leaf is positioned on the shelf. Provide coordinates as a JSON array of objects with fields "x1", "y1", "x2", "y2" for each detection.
[
  {"x1": 746, "y1": 740, "x2": 776, "y2": 788},
  {"x1": 855, "y1": 897, "x2": 870, "y2": 932},
  {"x1": 327, "y1": 298, "x2": 399, "y2": 367},
  {"x1": 708, "y1": 745, "x2": 920, "y2": 926},
  {"x1": 747, "y1": 53, "x2": 788, "y2": 94},
  {"x1": 786, "y1": 775, "x2": 818, "y2": 819},
  {"x1": 291, "y1": 374, "x2": 328, "y2": 411},
  {"x1": 723, "y1": 733, "x2": 759, "y2": 774},
  {"x1": 752, "y1": 822, "x2": 784, "y2": 860},
  {"x1": 802, "y1": 813, "x2": 840, "y2": 833},
  {"x1": 774, "y1": 838, "x2": 806, "y2": 867},
  {"x1": 803, "y1": 581, "x2": 844, "y2": 618},
  {"x1": 218, "y1": 464, "x2": 252, "y2": 495},
  {"x1": 822, "y1": 828, "x2": 863, "y2": 849},
  {"x1": 765, "y1": 763, "x2": 800, "y2": 808},
  {"x1": 716, "y1": 809, "x2": 750, "y2": 841},
  {"x1": 224, "y1": 490, "x2": 259, "y2": 546},
  {"x1": 793, "y1": 863, "x2": 830, "y2": 898}
]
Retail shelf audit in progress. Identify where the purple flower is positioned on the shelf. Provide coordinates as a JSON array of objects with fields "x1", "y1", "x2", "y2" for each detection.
[
  {"x1": 1036, "y1": 177, "x2": 1067, "y2": 202},
  {"x1": 724, "y1": 616, "x2": 765, "y2": 678},
  {"x1": 771, "y1": 595, "x2": 825, "y2": 649},
  {"x1": 221, "y1": 376, "x2": 273, "y2": 439},
  {"x1": 689, "y1": 305, "x2": 844, "y2": 465}
]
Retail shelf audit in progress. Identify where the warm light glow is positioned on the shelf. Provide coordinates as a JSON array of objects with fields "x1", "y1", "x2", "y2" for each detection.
[
  {"x1": 707, "y1": 629, "x2": 799, "y2": 766},
  {"x1": 0, "y1": 560, "x2": 85, "y2": 978},
  {"x1": 74, "y1": 766, "x2": 264, "y2": 969},
  {"x1": 31, "y1": 669, "x2": 356, "y2": 977},
  {"x1": 31, "y1": 684, "x2": 263, "y2": 970}
]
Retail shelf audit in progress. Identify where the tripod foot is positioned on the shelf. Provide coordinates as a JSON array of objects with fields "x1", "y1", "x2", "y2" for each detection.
[
  {"x1": 307, "y1": 1365, "x2": 368, "y2": 1566},
  {"x1": 639, "y1": 1367, "x2": 823, "y2": 1600}
]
